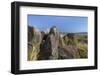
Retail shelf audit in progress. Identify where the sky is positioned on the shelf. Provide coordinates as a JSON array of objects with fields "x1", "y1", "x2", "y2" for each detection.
[{"x1": 28, "y1": 15, "x2": 88, "y2": 33}]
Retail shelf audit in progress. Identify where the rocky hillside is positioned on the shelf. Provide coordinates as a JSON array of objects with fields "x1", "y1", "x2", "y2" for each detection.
[{"x1": 28, "y1": 26, "x2": 88, "y2": 61}]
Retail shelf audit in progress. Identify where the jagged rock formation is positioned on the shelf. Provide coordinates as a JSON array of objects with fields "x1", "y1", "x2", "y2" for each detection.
[
  {"x1": 28, "y1": 25, "x2": 88, "y2": 61},
  {"x1": 38, "y1": 26, "x2": 60, "y2": 60},
  {"x1": 28, "y1": 26, "x2": 42, "y2": 60}
]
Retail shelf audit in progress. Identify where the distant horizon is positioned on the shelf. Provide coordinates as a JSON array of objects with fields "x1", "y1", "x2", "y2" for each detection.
[{"x1": 28, "y1": 15, "x2": 88, "y2": 33}]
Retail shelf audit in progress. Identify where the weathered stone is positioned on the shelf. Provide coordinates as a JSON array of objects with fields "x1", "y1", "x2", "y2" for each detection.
[
  {"x1": 58, "y1": 45, "x2": 80, "y2": 59},
  {"x1": 28, "y1": 25, "x2": 87, "y2": 60},
  {"x1": 28, "y1": 26, "x2": 42, "y2": 61},
  {"x1": 38, "y1": 26, "x2": 60, "y2": 60}
]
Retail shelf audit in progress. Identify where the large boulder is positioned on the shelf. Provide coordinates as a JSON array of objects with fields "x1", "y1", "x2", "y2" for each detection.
[
  {"x1": 58, "y1": 45, "x2": 80, "y2": 59},
  {"x1": 28, "y1": 26, "x2": 42, "y2": 61},
  {"x1": 38, "y1": 26, "x2": 80, "y2": 60},
  {"x1": 38, "y1": 26, "x2": 60, "y2": 60}
]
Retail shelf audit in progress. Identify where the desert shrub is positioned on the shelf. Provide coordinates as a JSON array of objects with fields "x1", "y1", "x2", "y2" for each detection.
[
  {"x1": 67, "y1": 39, "x2": 76, "y2": 45},
  {"x1": 28, "y1": 43, "x2": 40, "y2": 61},
  {"x1": 63, "y1": 36, "x2": 68, "y2": 45},
  {"x1": 74, "y1": 50, "x2": 81, "y2": 58},
  {"x1": 77, "y1": 35, "x2": 87, "y2": 43},
  {"x1": 63, "y1": 37, "x2": 77, "y2": 46},
  {"x1": 63, "y1": 33, "x2": 79, "y2": 46},
  {"x1": 63, "y1": 34, "x2": 88, "y2": 58},
  {"x1": 78, "y1": 43, "x2": 88, "y2": 58},
  {"x1": 28, "y1": 46, "x2": 38, "y2": 60}
]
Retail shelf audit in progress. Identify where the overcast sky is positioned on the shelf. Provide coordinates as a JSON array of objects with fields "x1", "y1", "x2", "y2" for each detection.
[{"x1": 28, "y1": 15, "x2": 88, "y2": 33}]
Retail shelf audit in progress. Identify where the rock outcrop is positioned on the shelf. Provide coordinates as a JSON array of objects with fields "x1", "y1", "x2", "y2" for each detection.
[
  {"x1": 38, "y1": 26, "x2": 60, "y2": 60},
  {"x1": 28, "y1": 25, "x2": 88, "y2": 61},
  {"x1": 28, "y1": 26, "x2": 42, "y2": 61}
]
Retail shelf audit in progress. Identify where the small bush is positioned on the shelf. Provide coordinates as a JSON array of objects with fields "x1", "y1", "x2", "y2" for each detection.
[{"x1": 78, "y1": 43, "x2": 88, "y2": 58}]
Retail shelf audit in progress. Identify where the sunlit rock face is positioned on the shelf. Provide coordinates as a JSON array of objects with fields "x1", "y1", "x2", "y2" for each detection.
[
  {"x1": 38, "y1": 26, "x2": 60, "y2": 60},
  {"x1": 49, "y1": 26, "x2": 60, "y2": 59},
  {"x1": 28, "y1": 26, "x2": 42, "y2": 61}
]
